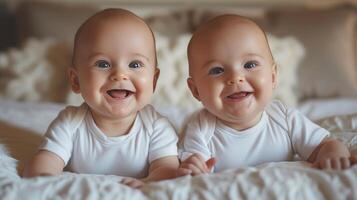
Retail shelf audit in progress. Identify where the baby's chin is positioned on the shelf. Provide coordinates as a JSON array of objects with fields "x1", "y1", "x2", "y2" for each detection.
[{"x1": 106, "y1": 100, "x2": 151, "y2": 117}]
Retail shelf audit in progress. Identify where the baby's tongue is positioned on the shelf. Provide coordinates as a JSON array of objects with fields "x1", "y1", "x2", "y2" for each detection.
[
  {"x1": 229, "y1": 92, "x2": 247, "y2": 98},
  {"x1": 109, "y1": 90, "x2": 127, "y2": 98}
]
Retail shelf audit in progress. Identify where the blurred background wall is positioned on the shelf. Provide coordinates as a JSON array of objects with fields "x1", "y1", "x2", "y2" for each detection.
[{"x1": 0, "y1": 0, "x2": 356, "y2": 50}]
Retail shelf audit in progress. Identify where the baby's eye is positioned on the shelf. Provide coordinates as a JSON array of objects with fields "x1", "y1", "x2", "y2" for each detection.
[
  {"x1": 95, "y1": 60, "x2": 111, "y2": 69},
  {"x1": 208, "y1": 66, "x2": 224, "y2": 75},
  {"x1": 128, "y1": 61, "x2": 142, "y2": 69},
  {"x1": 244, "y1": 61, "x2": 258, "y2": 69}
]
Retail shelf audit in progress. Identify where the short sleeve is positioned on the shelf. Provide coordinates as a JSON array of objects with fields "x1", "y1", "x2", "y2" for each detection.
[
  {"x1": 148, "y1": 117, "x2": 178, "y2": 163},
  {"x1": 287, "y1": 108, "x2": 329, "y2": 160},
  {"x1": 180, "y1": 111, "x2": 214, "y2": 161},
  {"x1": 39, "y1": 105, "x2": 86, "y2": 165}
]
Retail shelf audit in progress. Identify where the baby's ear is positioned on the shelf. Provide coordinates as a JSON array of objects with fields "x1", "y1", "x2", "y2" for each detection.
[
  {"x1": 68, "y1": 67, "x2": 80, "y2": 93},
  {"x1": 187, "y1": 77, "x2": 201, "y2": 101},
  {"x1": 153, "y1": 68, "x2": 160, "y2": 92},
  {"x1": 272, "y1": 63, "x2": 278, "y2": 89}
]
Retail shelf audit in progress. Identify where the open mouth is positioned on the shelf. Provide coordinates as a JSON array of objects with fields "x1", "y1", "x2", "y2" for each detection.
[
  {"x1": 107, "y1": 89, "x2": 133, "y2": 99},
  {"x1": 227, "y1": 92, "x2": 252, "y2": 99}
]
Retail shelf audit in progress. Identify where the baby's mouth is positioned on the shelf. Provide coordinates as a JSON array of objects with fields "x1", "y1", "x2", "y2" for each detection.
[
  {"x1": 227, "y1": 92, "x2": 252, "y2": 99},
  {"x1": 107, "y1": 89, "x2": 133, "y2": 99}
]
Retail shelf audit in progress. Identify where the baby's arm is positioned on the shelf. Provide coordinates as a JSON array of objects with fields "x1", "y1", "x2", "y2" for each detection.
[
  {"x1": 121, "y1": 155, "x2": 179, "y2": 188},
  {"x1": 177, "y1": 153, "x2": 216, "y2": 176},
  {"x1": 23, "y1": 150, "x2": 65, "y2": 177},
  {"x1": 308, "y1": 138, "x2": 356, "y2": 170},
  {"x1": 145, "y1": 155, "x2": 179, "y2": 181}
]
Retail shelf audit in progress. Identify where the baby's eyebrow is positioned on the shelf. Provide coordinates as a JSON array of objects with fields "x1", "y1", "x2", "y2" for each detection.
[
  {"x1": 87, "y1": 52, "x2": 107, "y2": 60},
  {"x1": 201, "y1": 60, "x2": 220, "y2": 69},
  {"x1": 130, "y1": 53, "x2": 151, "y2": 62},
  {"x1": 86, "y1": 52, "x2": 151, "y2": 63},
  {"x1": 243, "y1": 53, "x2": 265, "y2": 59}
]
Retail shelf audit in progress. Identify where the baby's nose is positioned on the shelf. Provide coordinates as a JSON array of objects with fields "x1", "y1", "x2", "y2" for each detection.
[
  {"x1": 110, "y1": 70, "x2": 129, "y2": 81},
  {"x1": 226, "y1": 75, "x2": 245, "y2": 86}
]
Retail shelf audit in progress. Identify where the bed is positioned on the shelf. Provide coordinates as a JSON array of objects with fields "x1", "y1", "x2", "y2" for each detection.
[{"x1": 0, "y1": 1, "x2": 357, "y2": 199}]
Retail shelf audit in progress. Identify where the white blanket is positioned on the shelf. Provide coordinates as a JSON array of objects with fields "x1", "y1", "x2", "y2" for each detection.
[
  {"x1": 1, "y1": 155, "x2": 356, "y2": 199},
  {"x1": 0, "y1": 99, "x2": 357, "y2": 200}
]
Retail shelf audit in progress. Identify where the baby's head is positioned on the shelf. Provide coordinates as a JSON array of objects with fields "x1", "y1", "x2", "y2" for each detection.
[
  {"x1": 187, "y1": 14, "x2": 277, "y2": 130},
  {"x1": 69, "y1": 8, "x2": 159, "y2": 120}
]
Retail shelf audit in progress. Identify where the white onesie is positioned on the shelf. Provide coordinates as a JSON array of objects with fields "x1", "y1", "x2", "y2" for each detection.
[
  {"x1": 40, "y1": 103, "x2": 178, "y2": 178},
  {"x1": 180, "y1": 100, "x2": 329, "y2": 172}
]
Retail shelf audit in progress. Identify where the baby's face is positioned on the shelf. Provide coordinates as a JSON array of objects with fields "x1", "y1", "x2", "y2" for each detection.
[
  {"x1": 188, "y1": 17, "x2": 277, "y2": 130},
  {"x1": 70, "y1": 14, "x2": 158, "y2": 120}
]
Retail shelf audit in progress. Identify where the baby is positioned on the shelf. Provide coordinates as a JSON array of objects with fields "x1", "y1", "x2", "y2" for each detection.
[
  {"x1": 23, "y1": 8, "x2": 179, "y2": 187},
  {"x1": 178, "y1": 14, "x2": 356, "y2": 176}
]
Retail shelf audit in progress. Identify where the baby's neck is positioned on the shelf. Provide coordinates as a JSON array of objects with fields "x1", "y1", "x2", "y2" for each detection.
[
  {"x1": 90, "y1": 110, "x2": 137, "y2": 137},
  {"x1": 220, "y1": 112, "x2": 263, "y2": 132}
]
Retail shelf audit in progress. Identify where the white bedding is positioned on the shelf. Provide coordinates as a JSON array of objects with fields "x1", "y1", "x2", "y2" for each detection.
[
  {"x1": 1, "y1": 161, "x2": 356, "y2": 200},
  {"x1": 0, "y1": 98, "x2": 357, "y2": 200}
]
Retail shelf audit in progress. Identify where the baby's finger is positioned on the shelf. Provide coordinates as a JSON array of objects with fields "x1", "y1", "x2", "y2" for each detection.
[
  {"x1": 185, "y1": 163, "x2": 205, "y2": 176},
  {"x1": 188, "y1": 154, "x2": 209, "y2": 172},
  {"x1": 330, "y1": 158, "x2": 342, "y2": 170},
  {"x1": 176, "y1": 168, "x2": 192, "y2": 177},
  {"x1": 129, "y1": 180, "x2": 144, "y2": 188},
  {"x1": 320, "y1": 159, "x2": 332, "y2": 170},
  {"x1": 121, "y1": 178, "x2": 132, "y2": 185},
  {"x1": 184, "y1": 156, "x2": 208, "y2": 173},
  {"x1": 121, "y1": 178, "x2": 143, "y2": 188},
  {"x1": 340, "y1": 157, "x2": 350, "y2": 169}
]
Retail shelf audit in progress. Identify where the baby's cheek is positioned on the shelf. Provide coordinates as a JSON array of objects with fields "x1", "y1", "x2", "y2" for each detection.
[
  {"x1": 136, "y1": 77, "x2": 154, "y2": 103},
  {"x1": 253, "y1": 77, "x2": 274, "y2": 98},
  {"x1": 255, "y1": 75, "x2": 273, "y2": 88},
  {"x1": 138, "y1": 77, "x2": 154, "y2": 91},
  {"x1": 199, "y1": 83, "x2": 216, "y2": 100}
]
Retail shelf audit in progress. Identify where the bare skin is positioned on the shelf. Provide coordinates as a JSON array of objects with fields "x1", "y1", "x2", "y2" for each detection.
[
  {"x1": 23, "y1": 9, "x2": 179, "y2": 188},
  {"x1": 178, "y1": 15, "x2": 356, "y2": 176}
]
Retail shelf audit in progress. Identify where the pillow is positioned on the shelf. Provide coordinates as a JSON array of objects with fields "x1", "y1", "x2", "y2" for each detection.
[
  {"x1": 268, "y1": 34, "x2": 305, "y2": 106},
  {"x1": 0, "y1": 38, "x2": 71, "y2": 102},
  {"x1": 265, "y1": 8, "x2": 357, "y2": 101},
  {"x1": 151, "y1": 33, "x2": 201, "y2": 110}
]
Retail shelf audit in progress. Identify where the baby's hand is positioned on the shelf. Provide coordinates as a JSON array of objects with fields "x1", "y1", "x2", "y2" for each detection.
[
  {"x1": 313, "y1": 155, "x2": 357, "y2": 170},
  {"x1": 177, "y1": 153, "x2": 216, "y2": 176},
  {"x1": 120, "y1": 177, "x2": 145, "y2": 188}
]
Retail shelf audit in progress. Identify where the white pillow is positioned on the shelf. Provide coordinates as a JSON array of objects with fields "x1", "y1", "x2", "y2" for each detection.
[
  {"x1": 0, "y1": 38, "x2": 71, "y2": 102},
  {"x1": 151, "y1": 33, "x2": 201, "y2": 110}
]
